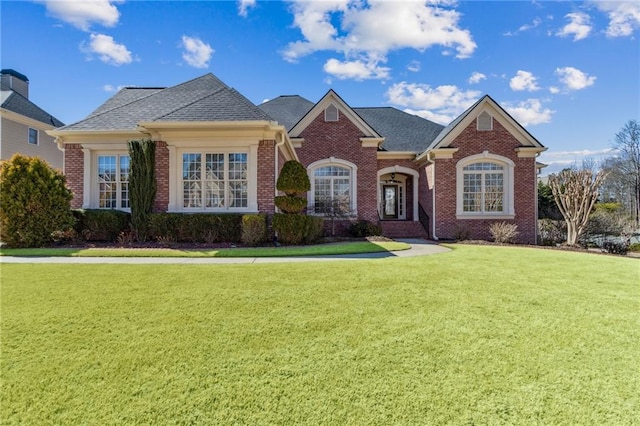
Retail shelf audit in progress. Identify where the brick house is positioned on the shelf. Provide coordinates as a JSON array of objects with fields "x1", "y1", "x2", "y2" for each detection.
[{"x1": 48, "y1": 73, "x2": 546, "y2": 243}]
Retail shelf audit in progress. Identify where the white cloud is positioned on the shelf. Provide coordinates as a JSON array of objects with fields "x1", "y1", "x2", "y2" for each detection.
[
  {"x1": 504, "y1": 17, "x2": 542, "y2": 36},
  {"x1": 238, "y1": 0, "x2": 256, "y2": 17},
  {"x1": 510, "y1": 70, "x2": 540, "y2": 92},
  {"x1": 593, "y1": 1, "x2": 640, "y2": 37},
  {"x1": 468, "y1": 72, "x2": 486, "y2": 84},
  {"x1": 283, "y1": 0, "x2": 476, "y2": 80},
  {"x1": 103, "y1": 84, "x2": 125, "y2": 92},
  {"x1": 81, "y1": 33, "x2": 132, "y2": 66},
  {"x1": 503, "y1": 98, "x2": 554, "y2": 126},
  {"x1": 386, "y1": 82, "x2": 481, "y2": 124},
  {"x1": 555, "y1": 66, "x2": 596, "y2": 91},
  {"x1": 323, "y1": 57, "x2": 390, "y2": 80},
  {"x1": 549, "y1": 86, "x2": 560, "y2": 94},
  {"x1": 407, "y1": 60, "x2": 421, "y2": 73},
  {"x1": 181, "y1": 35, "x2": 214, "y2": 69},
  {"x1": 556, "y1": 12, "x2": 592, "y2": 41},
  {"x1": 40, "y1": 0, "x2": 121, "y2": 31}
]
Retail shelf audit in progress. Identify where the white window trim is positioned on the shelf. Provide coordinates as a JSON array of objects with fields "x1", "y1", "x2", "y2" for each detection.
[
  {"x1": 28, "y1": 127, "x2": 39, "y2": 145},
  {"x1": 456, "y1": 152, "x2": 514, "y2": 219},
  {"x1": 307, "y1": 157, "x2": 357, "y2": 216},
  {"x1": 93, "y1": 151, "x2": 131, "y2": 211},
  {"x1": 173, "y1": 147, "x2": 256, "y2": 213}
]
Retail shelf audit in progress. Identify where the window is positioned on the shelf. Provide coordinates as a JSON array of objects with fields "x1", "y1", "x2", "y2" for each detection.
[
  {"x1": 313, "y1": 166, "x2": 350, "y2": 214},
  {"x1": 462, "y1": 162, "x2": 504, "y2": 213},
  {"x1": 477, "y1": 111, "x2": 493, "y2": 131},
  {"x1": 28, "y1": 128, "x2": 38, "y2": 145},
  {"x1": 182, "y1": 152, "x2": 247, "y2": 210},
  {"x1": 98, "y1": 155, "x2": 129, "y2": 209},
  {"x1": 324, "y1": 104, "x2": 339, "y2": 122},
  {"x1": 456, "y1": 153, "x2": 514, "y2": 218}
]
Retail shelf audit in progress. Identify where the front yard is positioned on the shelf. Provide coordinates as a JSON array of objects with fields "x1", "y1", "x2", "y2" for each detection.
[{"x1": 1, "y1": 245, "x2": 638, "y2": 424}]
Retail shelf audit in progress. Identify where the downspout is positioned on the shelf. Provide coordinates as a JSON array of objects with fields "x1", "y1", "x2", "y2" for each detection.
[
  {"x1": 275, "y1": 131, "x2": 285, "y2": 201},
  {"x1": 534, "y1": 153, "x2": 540, "y2": 245},
  {"x1": 426, "y1": 151, "x2": 438, "y2": 240}
]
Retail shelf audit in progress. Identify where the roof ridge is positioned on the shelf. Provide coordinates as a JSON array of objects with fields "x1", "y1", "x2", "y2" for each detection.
[{"x1": 153, "y1": 86, "x2": 227, "y2": 121}]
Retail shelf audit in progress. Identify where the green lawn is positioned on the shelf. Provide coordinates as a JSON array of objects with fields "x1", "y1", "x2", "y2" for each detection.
[
  {"x1": 0, "y1": 240, "x2": 409, "y2": 258},
  {"x1": 1, "y1": 245, "x2": 638, "y2": 424}
]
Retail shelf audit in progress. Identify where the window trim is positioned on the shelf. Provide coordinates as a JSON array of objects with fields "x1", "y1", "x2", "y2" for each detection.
[
  {"x1": 456, "y1": 152, "x2": 514, "y2": 219},
  {"x1": 307, "y1": 158, "x2": 357, "y2": 216},
  {"x1": 28, "y1": 127, "x2": 39, "y2": 145}
]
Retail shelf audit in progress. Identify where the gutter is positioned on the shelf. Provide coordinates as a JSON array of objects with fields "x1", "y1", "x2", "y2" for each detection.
[{"x1": 425, "y1": 151, "x2": 438, "y2": 240}]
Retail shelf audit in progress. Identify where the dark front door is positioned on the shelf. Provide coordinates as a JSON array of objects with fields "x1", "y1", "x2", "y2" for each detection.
[{"x1": 383, "y1": 185, "x2": 398, "y2": 219}]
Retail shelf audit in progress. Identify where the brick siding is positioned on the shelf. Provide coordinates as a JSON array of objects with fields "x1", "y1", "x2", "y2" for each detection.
[
  {"x1": 257, "y1": 139, "x2": 276, "y2": 214},
  {"x1": 153, "y1": 141, "x2": 170, "y2": 212},
  {"x1": 63, "y1": 144, "x2": 84, "y2": 209}
]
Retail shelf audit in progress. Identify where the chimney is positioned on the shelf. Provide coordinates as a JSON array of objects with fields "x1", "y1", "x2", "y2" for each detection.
[{"x1": 1, "y1": 69, "x2": 29, "y2": 99}]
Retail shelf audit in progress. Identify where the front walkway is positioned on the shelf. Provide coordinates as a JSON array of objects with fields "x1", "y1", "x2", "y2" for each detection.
[{"x1": 0, "y1": 239, "x2": 450, "y2": 264}]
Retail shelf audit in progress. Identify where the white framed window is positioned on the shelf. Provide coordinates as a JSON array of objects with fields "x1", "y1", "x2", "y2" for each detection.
[
  {"x1": 28, "y1": 128, "x2": 38, "y2": 145},
  {"x1": 308, "y1": 158, "x2": 357, "y2": 215},
  {"x1": 456, "y1": 153, "x2": 514, "y2": 219},
  {"x1": 97, "y1": 154, "x2": 130, "y2": 209},
  {"x1": 181, "y1": 152, "x2": 248, "y2": 210}
]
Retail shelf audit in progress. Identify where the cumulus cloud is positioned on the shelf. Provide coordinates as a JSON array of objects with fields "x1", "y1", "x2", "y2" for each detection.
[
  {"x1": 504, "y1": 17, "x2": 542, "y2": 36},
  {"x1": 81, "y1": 33, "x2": 132, "y2": 66},
  {"x1": 386, "y1": 82, "x2": 481, "y2": 124},
  {"x1": 510, "y1": 70, "x2": 540, "y2": 92},
  {"x1": 283, "y1": 0, "x2": 476, "y2": 80},
  {"x1": 556, "y1": 12, "x2": 592, "y2": 41},
  {"x1": 555, "y1": 66, "x2": 596, "y2": 91},
  {"x1": 181, "y1": 36, "x2": 214, "y2": 69},
  {"x1": 323, "y1": 57, "x2": 390, "y2": 80},
  {"x1": 468, "y1": 72, "x2": 486, "y2": 84},
  {"x1": 503, "y1": 98, "x2": 554, "y2": 126},
  {"x1": 238, "y1": 0, "x2": 256, "y2": 17},
  {"x1": 39, "y1": 0, "x2": 121, "y2": 31},
  {"x1": 593, "y1": 1, "x2": 640, "y2": 37}
]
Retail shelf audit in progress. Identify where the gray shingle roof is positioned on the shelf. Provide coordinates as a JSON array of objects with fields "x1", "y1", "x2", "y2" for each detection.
[
  {"x1": 59, "y1": 73, "x2": 272, "y2": 131},
  {"x1": 258, "y1": 95, "x2": 444, "y2": 152},
  {"x1": 0, "y1": 89, "x2": 65, "y2": 127}
]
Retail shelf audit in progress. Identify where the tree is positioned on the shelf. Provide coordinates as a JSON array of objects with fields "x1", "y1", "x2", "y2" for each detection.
[
  {"x1": 538, "y1": 180, "x2": 562, "y2": 220},
  {"x1": 548, "y1": 168, "x2": 608, "y2": 246},
  {"x1": 274, "y1": 160, "x2": 310, "y2": 214},
  {"x1": 612, "y1": 120, "x2": 640, "y2": 225},
  {"x1": 128, "y1": 139, "x2": 156, "y2": 242},
  {"x1": 0, "y1": 154, "x2": 74, "y2": 247}
]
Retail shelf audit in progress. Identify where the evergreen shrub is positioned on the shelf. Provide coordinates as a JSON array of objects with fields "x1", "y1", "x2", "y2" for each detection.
[
  {"x1": 273, "y1": 213, "x2": 323, "y2": 245},
  {"x1": 73, "y1": 209, "x2": 131, "y2": 242},
  {"x1": 241, "y1": 214, "x2": 267, "y2": 246},
  {"x1": 349, "y1": 220, "x2": 382, "y2": 237},
  {"x1": 276, "y1": 160, "x2": 310, "y2": 196},
  {"x1": 148, "y1": 213, "x2": 242, "y2": 243}
]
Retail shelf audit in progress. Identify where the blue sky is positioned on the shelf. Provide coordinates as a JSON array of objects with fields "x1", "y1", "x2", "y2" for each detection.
[{"x1": 2, "y1": 0, "x2": 639, "y2": 174}]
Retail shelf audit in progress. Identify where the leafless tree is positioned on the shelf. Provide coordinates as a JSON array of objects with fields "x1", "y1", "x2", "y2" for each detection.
[
  {"x1": 612, "y1": 120, "x2": 640, "y2": 225},
  {"x1": 549, "y1": 168, "x2": 608, "y2": 246}
]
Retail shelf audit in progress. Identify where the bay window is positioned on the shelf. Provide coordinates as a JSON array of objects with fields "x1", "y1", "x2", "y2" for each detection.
[{"x1": 182, "y1": 152, "x2": 247, "y2": 210}]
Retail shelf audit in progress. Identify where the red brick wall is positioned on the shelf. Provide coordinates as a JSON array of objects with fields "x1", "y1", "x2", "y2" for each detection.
[
  {"x1": 295, "y1": 112, "x2": 379, "y2": 223},
  {"x1": 64, "y1": 144, "x2": 84, "y2": 209},
  {"x1": 433, "y1": 119, "x2": 538, "y2": 244},
  {"x1": 153, "y1": 141, "x2": 169, "y2": 212},
  {"x1": 258, "y1": 139, "x2": 276, "y2": 214},
  {"x1": 377, "y1": 158, "x2": 422, "y2": 221}
]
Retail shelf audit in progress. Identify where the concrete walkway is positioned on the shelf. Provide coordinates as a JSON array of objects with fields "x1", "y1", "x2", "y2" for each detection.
[{"x1": 0, "y1": 239, "x2": 450, "y2": 264}]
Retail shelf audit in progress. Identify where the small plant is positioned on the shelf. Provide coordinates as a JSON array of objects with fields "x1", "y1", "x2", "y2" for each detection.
[
  {"x1": 629, "y1": 242, "x2": 640, "y2": 252},
  {"x1": 349, "y1": 220, "x2": 382, "y2": 238},
  {"x1": 602, "y1": 240, "x2": 629, "y2": 255},
  {"x1": 241, "y1": 214, "x2": 267, "y2": 246},
  {"x1": 156, "y1": 235, "x2": 177, "y2": 247},
  {"x1": 116, "y1": 231, "x2": 135, "y2": 245},
  {"x1": 453, "y1": 224, "x2": 471, "y2": 241},
  {"x1": 489, "y1": 222, "x2": 519, "y2": 244}
]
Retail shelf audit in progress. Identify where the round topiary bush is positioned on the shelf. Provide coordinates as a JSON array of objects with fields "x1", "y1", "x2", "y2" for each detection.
[
  {"x1": 0, "y1": 154, "x2": 75, "y2": 247},
  {"x1": 274, "y1": 195, "x2": 308, "y2": 214},
  {"x1": 276, "y1": 160, "x2": 310, "y2": 196}
]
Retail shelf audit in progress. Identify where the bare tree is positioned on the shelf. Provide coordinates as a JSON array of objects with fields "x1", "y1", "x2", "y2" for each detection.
[
  {"x1": 548, "y1": 168, "x2": 608, "y2": 246},
  {"x1": 612, "y1": 120, "x2": 640, "y2": 225}
]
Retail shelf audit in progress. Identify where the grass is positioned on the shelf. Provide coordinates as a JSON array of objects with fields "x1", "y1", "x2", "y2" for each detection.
[
  {"x1": 1, "y1": 245, "x2": 638, "y2": 424},
  {"x1": 0, "y1": 240, "x2": 409, "y2": 258}
]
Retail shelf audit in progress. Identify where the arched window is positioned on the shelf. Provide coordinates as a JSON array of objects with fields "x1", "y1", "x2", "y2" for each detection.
[
  {"x1": 456, "y1": 153, "x2": 514, "y2": 218},
  {"x1": 308, "y1": 158, "x2": 357, "y2": 216}
]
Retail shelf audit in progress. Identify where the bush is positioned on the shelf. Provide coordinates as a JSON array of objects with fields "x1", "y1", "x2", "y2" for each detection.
[
  {"x1": 349, "y1": 220, "x2": 382, "y2": 238},
  {"x1": 241, "y1": 214, "x2": 267, "y2": 246},
  {"x1": 148, "y1": 213, "x2": 243, "y2": 243},
  {"x1": 274, "y1": 195, "x2": 307, "y2": 214},
  {"x1": 73, "y1": 209, "x2": 131, "y2": 241},
  {"x1": 489, "y1": 222, "x2": 519, "y2": 244},
  {"x1": 273, "y1": 213, "x2": 323, "y2": 245},
  {"x1": 0, "y1": 154, "x2": 74, "y2": 247},
  {"x1": 538, "y1": 219, "x2": 566, "y2": 246},
  {"x1": 629, "y1": 243, "x2": 640, "y2": 252},
  {"x1": 276, "y1": 160, "x2": 310, "y2": 196},
  {"x1": 602, "y1": 240, "x2": 629, "y2": 255}
]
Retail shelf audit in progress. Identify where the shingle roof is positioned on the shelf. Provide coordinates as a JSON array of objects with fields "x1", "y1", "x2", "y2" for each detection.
[
  {"x1": 258, "y1": 95, "x2": 444, "y2": 152},
  {"x1": 59, "y1": 73, "x2": 272, "y2": 131},
  {"x1": 0, "y1": 89, "x2": 65, "y2": 127}
]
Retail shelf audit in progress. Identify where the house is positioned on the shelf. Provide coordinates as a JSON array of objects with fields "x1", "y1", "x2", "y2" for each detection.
[
  {"x1": 1, "y1": 69, "x2": 65, "y2": 169},
  {"x1": 48, "y1": 73, "x2": 546, "y2": 243}
]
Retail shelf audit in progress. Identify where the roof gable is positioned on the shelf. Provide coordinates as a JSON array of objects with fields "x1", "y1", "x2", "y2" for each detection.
[
  {"x1": 1, "y1": 90, "x2": 64, "y2": 127},
  {"x1": 259, "y1": 95, "x2": 314, "y2": 131},
  {"x1": 289, "y1": 90, "x2": 381, "y2": 139}
]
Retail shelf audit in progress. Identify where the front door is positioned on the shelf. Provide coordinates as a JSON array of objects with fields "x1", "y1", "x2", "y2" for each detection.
[{"x1": 383, "y1": 185, "x2": 398, "y2": 219}]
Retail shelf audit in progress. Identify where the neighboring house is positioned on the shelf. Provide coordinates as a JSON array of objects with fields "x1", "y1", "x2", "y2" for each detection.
[
  {"x1": 1, "y1": 69, "x2": 65, "y2": 169},
  {"x1": 48, "y1": 73, "x2": 546, "y2": 243}
]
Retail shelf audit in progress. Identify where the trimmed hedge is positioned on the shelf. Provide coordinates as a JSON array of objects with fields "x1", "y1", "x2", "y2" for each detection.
[
  {"x1": 349, "y1": 220, "x2": 382, "y2": 238},
  {"x1": 73, "y1": 209, "x2": 131, "y2": 242},
  {"x1": 241, "y1": 214, "x2": 268, "y2": 246},
  {"x1": 149, "y1": 213, "x2": 243, "y2": 243},
  {"x1": 272, "y1": 213, "x2": 324, "y2": 245}
]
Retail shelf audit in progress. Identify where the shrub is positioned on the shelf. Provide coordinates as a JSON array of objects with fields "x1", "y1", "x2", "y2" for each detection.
[
  {"x1": 538, "y1": 219, "x2": 566, "y2": 246},
  {"x1": 0, "y1": 154, "x2": 74, "y2": 247},
  {"x1": 629, "y1": 243, "x2": 640, "y2": 252},
  {"x1": 349, "y1": 220, "x2": 382, "y2": 238},
  {"x1": 241, "y1": 214, "x2": 267, "y2": 246},
  {"x1": 148, "y1": 213, "x2": 243, "y2": 243},
  {"x1": 274, "y1": 195, "x2": 307, "y2": 214},
  {"x1": 489, "y1": 222, "x2": 519, "y2": 244},
  {"x1": 276, "y1": 160, "x2": 310, "y2": 196},
  {"x1": 602, "y1": 240, "x2": 629, "y2": 255},
  {"x1": 453, "y1": 224, "x2": 471, "y2": 242},
  {"x1": 273, "y1": 213, "x2": 323, "y2": 245},
  {"x1": 128, "y1": 139, "x2": 156, "y2": 242},
  {"x1": 73, "y1": 209, "x2": 131, "y2": 241}
]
